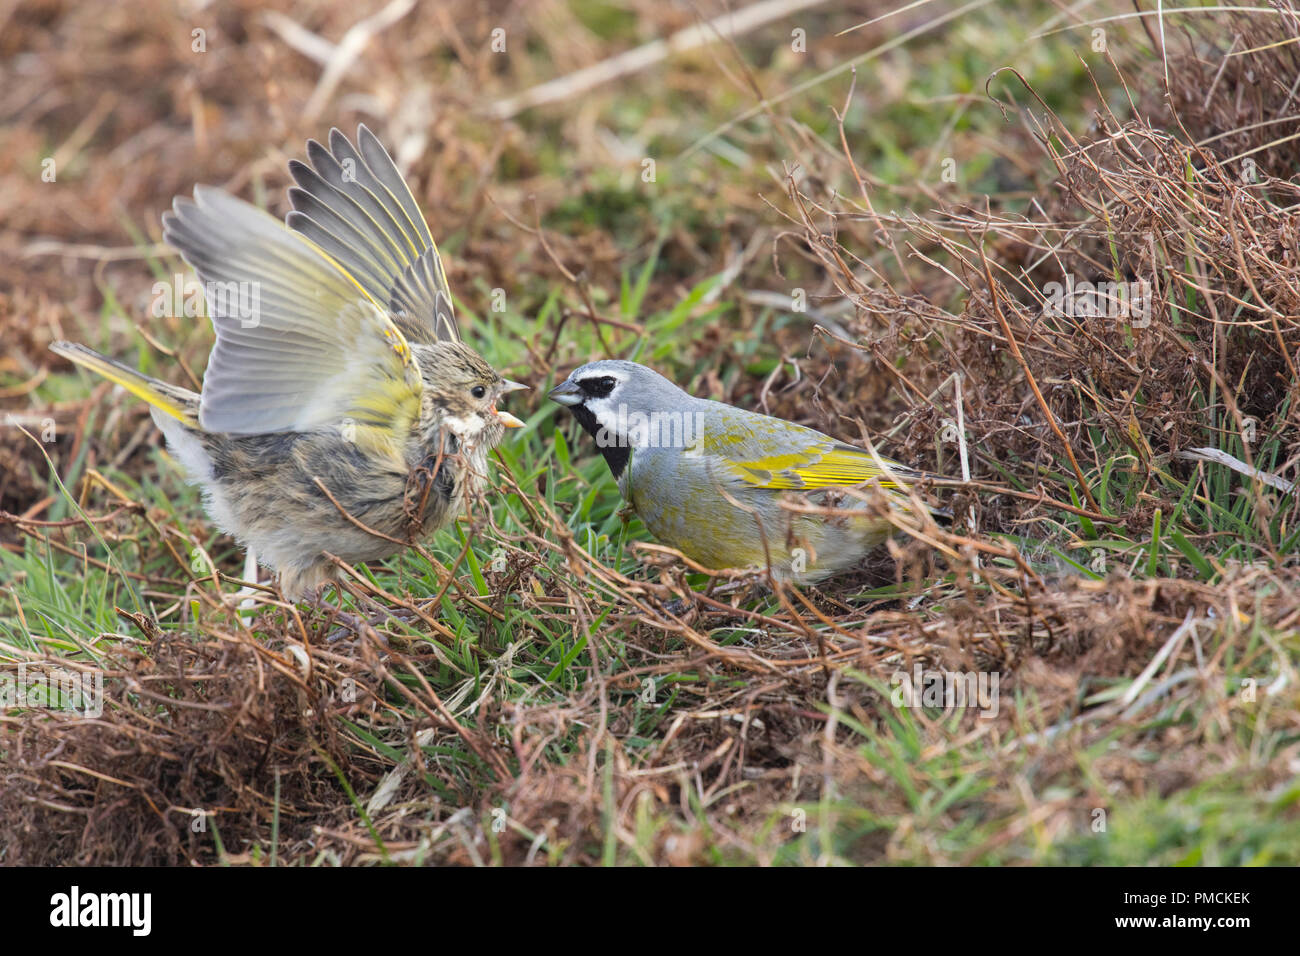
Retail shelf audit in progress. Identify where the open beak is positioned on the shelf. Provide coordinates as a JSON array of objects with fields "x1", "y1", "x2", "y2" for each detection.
[
  {"x1": 494, "y1": 380, "x2": 528, "y2": 428},
  {"x1": 495, "y1": 409, "x2": 525, "y2": 429},
  {"x1": 548, "y1": 379, "x2": 583, "y2": 407}
]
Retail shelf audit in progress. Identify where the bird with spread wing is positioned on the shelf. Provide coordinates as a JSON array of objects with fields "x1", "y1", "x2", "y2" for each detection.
[{"x1": 53, "y1": 126, "x2": 526, "y2": 599}]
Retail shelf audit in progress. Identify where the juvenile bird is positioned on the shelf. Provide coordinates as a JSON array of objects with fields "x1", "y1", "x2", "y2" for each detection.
[
  {"x1": 549, "y1": 360, "x2": 940, "y2": 583},
  {"x1": 53, "y1": 125, "x2": 525, "y2": 599}
]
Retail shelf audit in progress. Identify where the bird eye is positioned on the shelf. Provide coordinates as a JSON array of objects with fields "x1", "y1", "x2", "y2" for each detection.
[
  {"x1": 471, "y1": 385, "x2": 487, "y2": 399},
  {"x1": 580, "y1": 376, "x2": 618, "y2": 398}
]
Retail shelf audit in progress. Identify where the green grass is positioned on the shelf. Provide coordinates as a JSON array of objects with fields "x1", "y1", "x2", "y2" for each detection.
[{"x1": 7, "y1": 248, "x2": 1294, "y2": 864}]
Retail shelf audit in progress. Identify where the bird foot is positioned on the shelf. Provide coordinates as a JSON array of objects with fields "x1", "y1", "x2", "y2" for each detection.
[
  {"x1": 325, "y1": 609, "x2": 391, "y2": 645},
  {"x1": 662, "y1": 596, "x2": 690, "y2": 617},
  {"x1": 709, "y1": 573, "x2": 770, "y2": 601},
  {"x1": 323, "y1": 605, "x2": 431, "y2": 644}
]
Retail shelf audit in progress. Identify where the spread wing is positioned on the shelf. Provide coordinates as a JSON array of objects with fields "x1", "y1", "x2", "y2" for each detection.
[
  {"x1": 162, "y1": 186, "x2": 422, "y2": 461},
  {"x1": 285, "y1": 124, "x2": 458, "y2": 345},
  {"x1": 697, "y1": 403, "x2": 918, "y2": 491}
]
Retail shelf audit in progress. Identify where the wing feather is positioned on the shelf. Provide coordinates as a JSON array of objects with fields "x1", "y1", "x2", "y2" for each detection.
[
  {"x1": 162, "y1": 185, "x2": 421, "y2": 456},
  {"x1": 697, "y1": 403, "x2": 914, "y2": 491},
  {"x1": 286, "y1": 125, "x2": 458, "y2": 344}
]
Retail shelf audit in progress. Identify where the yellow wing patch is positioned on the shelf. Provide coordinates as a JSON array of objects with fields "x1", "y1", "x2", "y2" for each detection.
[{"x1": 726, "y1": 444, "x2": 908, "y2": 491}]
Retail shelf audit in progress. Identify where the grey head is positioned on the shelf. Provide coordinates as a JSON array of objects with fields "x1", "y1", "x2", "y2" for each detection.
[{"x1": 548, "y1": 360, "x2": 697, "y2": 479}]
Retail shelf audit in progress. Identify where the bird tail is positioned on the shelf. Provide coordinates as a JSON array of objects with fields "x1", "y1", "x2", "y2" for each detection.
[
  {"x1": 882, "y1": 463, "x2": 957, "y2": 522},
  {"x1": 50, "y1": 341, "x2": 199, "y2": 426}
]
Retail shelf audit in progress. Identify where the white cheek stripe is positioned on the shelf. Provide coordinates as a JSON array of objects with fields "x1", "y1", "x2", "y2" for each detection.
[
  {"x1": 586, "y1": 396, "x2": 622, "y2": 432},
  {"x1": 442, "y1": 413, "x2": 487, "y2": 437}
]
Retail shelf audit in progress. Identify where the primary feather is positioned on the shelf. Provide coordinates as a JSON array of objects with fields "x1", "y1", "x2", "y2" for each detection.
[{"x1": 286, "y1": 125, "x2": 458, "y2": 345}]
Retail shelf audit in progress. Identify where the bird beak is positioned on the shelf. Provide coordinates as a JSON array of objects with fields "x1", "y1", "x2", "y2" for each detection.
[
  {"x1": 494, "y1": 381, "x2": 528, "y2": 428},
  {"x1": 548, "y1": 380, "x2": 583, "y2": 407},
  {"x1": 495, "y1": 409, "x2": 526, "y2": 429}
]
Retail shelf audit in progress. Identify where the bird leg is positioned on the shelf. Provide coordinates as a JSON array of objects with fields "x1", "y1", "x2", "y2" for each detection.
[
  {"x1": 708, "y1": 571, "x2": 772, "y2": 602},
  {"x1": 307, "y1": 583, "x2": 381, "y2": 645},
  {"x1": 235, "y1": 549, "x2": 260, "y2": 611},
  {"x1": 319, "y1": 581, "x2": 428, "y2": 644},
  {"x1": 661, "y1": 596, "x2": 692, "y2": 617}
]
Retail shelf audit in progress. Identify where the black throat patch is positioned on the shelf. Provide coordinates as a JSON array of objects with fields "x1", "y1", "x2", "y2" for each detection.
[{"x1": 569, "y1": 403, "x2": 630, "y2": 480}]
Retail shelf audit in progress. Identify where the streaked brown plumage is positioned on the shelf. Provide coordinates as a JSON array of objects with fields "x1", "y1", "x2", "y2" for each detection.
[{"x1": 52, "y1": 127, "x2": 525, "y2": 599}]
